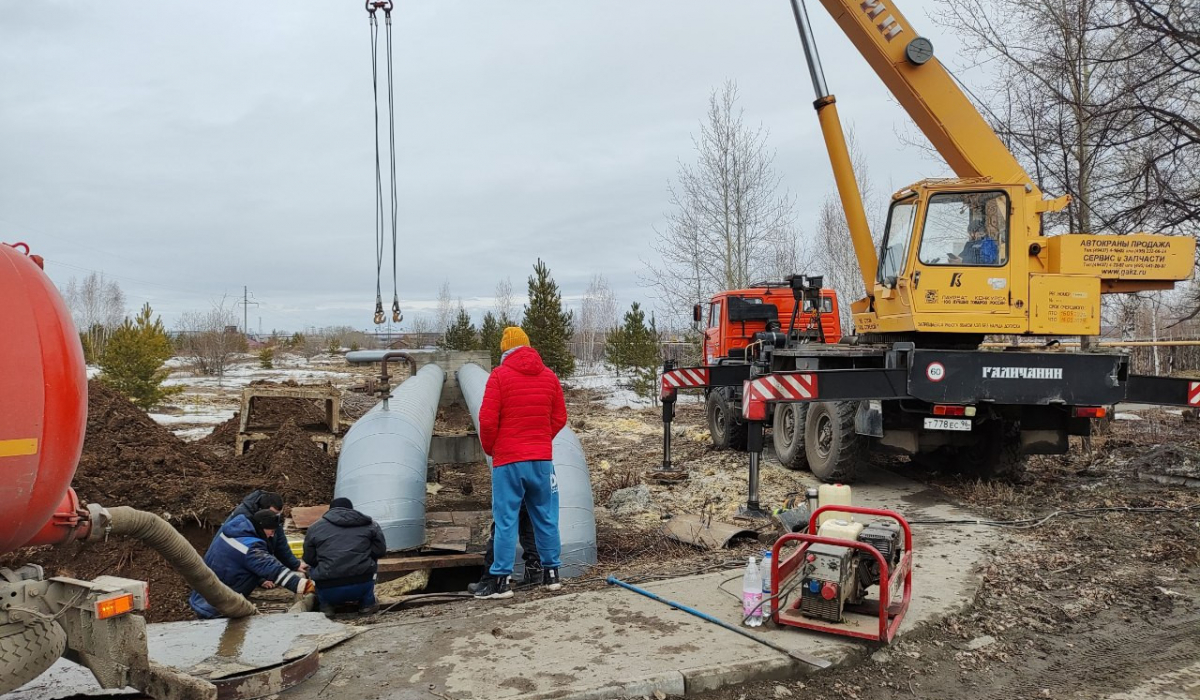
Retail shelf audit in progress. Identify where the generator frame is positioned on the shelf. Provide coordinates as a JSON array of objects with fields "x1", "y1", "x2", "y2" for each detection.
[{"x1": 771, "y1": 506, "x2": 913, "y2": 644}]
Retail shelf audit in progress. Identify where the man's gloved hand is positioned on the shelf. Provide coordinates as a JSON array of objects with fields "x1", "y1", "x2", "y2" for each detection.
[{"x1": 298, "y1": 562, "x2": 311, "y2": 574}]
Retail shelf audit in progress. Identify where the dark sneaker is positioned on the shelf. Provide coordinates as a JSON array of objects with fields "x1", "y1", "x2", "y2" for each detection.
[
  {"x1": 542, "y1": 567, "x2": 562, "y2": 591},
  {"x1": 521, "y1": 565, "x2": 543, "y2": 587},
  {"x1": 473, "y1": 575, "x2": 513, "y2": 600},
  {"x1": 467, "y1": 575, "x2": 488, "y2": 594}
]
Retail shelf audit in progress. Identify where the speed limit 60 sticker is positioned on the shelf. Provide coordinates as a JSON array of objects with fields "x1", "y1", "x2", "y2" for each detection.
[{"x1": 926, "y1": 362, "x2": 946, "y2": 382}]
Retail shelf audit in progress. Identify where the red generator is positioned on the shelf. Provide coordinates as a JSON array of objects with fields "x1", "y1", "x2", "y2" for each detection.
[{"x1": 770, "y1": 506, "x2": 913, "y2": 643}]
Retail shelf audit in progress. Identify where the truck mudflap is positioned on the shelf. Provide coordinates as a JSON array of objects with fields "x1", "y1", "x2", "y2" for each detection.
[{"x1": 734, "y1": 351, "x2": 1200, "y2": 420}]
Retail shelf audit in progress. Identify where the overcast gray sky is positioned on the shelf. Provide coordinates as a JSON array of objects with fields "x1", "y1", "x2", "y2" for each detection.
[{"x1": 0, "y1": 0, "x2": 967, "y2": 333}]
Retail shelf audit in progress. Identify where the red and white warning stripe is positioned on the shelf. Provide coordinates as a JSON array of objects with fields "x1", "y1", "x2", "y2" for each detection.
[
  {"x1": 1190, "y1": 381, "x2": 1200, "y2": 406},
  {"x1": 741, "y1": 373, "x2": 818, "y2": 421},
  {"x1": 747, "y1": 373, "x2": 818, "y2": 402},
  {"x1": 660, "y1": 367, "x2": 710, "y2": 399}
]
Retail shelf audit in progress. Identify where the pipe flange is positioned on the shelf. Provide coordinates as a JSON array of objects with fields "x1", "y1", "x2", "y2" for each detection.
[{"x1": 86, "y1": 503, "x2": 112, "y2": 542}]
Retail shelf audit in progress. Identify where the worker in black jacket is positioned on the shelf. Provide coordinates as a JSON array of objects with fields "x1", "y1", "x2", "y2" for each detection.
[
  {"x1": 226, "y1": 490, "x2": 307, "y2": 574},
  {"x1": 303, "y1": 497, "x2": 386, "y2": 614}
]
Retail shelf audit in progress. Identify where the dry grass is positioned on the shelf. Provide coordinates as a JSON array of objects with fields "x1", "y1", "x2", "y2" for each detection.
[{"x1": 593, "y1": 462, "x2": 646, "y2": 504}]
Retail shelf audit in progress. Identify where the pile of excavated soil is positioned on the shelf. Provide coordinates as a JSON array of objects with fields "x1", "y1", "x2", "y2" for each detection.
[
  {"x1": 75, "y1": 381, "x2": 246, "y2": 523},
  {"x1": 236, "y1": 420, "x2": 338, "y2": 506},
  {"x1": 4, "y1": 384, "x2": 339, "y2": 623}
]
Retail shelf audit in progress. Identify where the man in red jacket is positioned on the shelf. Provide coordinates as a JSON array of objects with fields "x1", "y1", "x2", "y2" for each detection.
[{"x1": 474, "y1": 327, "x2": 568, "y2": 599}]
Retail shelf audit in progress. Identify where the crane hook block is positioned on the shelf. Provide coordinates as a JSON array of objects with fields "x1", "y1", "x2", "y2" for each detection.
[
  {"x1": 374, "y1": 311, "x2": 386, "y2": 325},
  {"x1": 391, "y1": 299, "x2": 402, "y2": 324}
]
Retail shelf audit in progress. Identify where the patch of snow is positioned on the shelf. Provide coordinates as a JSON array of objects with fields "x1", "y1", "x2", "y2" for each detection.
[
  {"x1": 173, "y1": 427, "x2": 217, "y2": 442},
  {"x1": 162, "y1": 364, "x2": 348, "y2": 389},
  {"x1": 148, "y1": 409, "x2": 236, "y2": 426},
  {"x1": 86, "y1": 366, "x2": 100, "y2": 379},
  {"x1": 567, "y1": 368, "x2": 702, "y2": 410},
  {"x1": 1115, "y1": 412, "x2": 1143, "y2": 421}
]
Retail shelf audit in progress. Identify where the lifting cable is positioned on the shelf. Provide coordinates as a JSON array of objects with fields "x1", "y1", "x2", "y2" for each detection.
[{"x1": 367, "y1": 0, "x2": 401, "y2": 325}]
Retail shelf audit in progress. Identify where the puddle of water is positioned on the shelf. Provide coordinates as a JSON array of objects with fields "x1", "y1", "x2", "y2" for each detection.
[{"x1": 147, "y1": 613, "x2": 354, "y2": 679}]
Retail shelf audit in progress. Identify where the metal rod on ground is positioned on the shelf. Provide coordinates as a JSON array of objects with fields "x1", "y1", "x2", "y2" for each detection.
[{"x1": 606, "y1": 575, "x2": 832, "y2": 669}]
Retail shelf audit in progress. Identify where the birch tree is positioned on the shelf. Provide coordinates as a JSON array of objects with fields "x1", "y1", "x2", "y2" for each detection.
[
  {"x1": 575, "y1": 274, "x2": 618, "y2": 366},
  {"x1": 64, "y1": 272, "x2": 125, "y2": 362},
  {"x1": 644, "y1": 80, "x2": 799, "y2": 323}
]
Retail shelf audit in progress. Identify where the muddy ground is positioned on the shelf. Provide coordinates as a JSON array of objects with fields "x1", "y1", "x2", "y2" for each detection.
[
  {"x1": 11, "y1": 368, "x2": 1200, "y2": 700},
  {"x1": 673, "y1": 410, "x2": 1200, "y2": 700}
]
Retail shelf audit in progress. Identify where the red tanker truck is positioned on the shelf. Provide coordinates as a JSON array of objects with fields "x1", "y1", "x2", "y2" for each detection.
[{"x1": 0, "y1": 242, "x2": 255, "y2": 698}]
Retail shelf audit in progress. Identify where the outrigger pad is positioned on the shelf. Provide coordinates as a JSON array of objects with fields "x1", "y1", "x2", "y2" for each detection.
[{"x1": 663, "y1": 514, "x2": 759, "y2": 550}]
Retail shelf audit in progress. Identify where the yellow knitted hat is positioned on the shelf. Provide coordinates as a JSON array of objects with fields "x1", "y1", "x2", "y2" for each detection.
[{"x1": 500, "y1": 326, "x2": 530, "y2": 353}]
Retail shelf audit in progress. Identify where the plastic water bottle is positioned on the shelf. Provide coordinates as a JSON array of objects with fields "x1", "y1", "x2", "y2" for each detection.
[
  {"x1": 760, "y1": 550, "x2": 773, "y2": 620},
  {"x1": 742, "y1": 556, "x2": 763, "y2": 627}
]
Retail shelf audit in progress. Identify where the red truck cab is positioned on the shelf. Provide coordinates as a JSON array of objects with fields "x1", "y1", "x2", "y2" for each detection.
[{"x1": 703, "y1": 286, "x2": 841, "y2": 364}]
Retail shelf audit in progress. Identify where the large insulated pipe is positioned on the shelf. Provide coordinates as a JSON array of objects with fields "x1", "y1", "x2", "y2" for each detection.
[
  {"x1": 457, "y1": 362, "x2": 597, "y2": 577},
  {"x1": 336, "y1": 363, "x2": 444, "y2": 551}
]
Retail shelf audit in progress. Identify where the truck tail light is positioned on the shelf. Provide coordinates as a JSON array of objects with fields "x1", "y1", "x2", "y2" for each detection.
[
  {"x1": 932, "y1": 405, "x2": 975, "y2": 417},
  {"x1": 1073, "y1": 407, "x2": 1107, "y2": 419},
  {"x1": 95, "y1": 593, "x2": 135, "y2": 619}
]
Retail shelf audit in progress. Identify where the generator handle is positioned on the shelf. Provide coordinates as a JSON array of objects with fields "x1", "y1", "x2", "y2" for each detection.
[{"x1": 806, "y1": 505, "x2": 913, "y2": 554}]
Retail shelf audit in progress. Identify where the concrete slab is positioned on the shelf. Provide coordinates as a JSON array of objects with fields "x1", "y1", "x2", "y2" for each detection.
[{"x1": 280, "y1": 467, "x2": 988, "y2": 700}]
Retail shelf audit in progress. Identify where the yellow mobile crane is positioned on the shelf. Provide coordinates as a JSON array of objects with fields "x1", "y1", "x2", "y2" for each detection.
[
  {"x1": 659, "y1": 0, "x2": 1198, "y2": 511},
  {"x1": 794, "y1": 0, "x2": 1193, "y2": 338}
]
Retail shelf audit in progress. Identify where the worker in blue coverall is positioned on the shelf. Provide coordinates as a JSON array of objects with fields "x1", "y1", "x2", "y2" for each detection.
[{"x1": 189, "y1": 509, "x2": 310, "y2": 619}]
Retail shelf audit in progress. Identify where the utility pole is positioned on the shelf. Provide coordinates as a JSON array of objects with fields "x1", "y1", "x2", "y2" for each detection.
[{"x1": 238, "y1": 286, "x2": 259, "y2": 339}]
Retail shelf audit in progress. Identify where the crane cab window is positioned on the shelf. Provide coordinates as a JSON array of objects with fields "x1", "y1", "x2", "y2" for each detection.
[
  {"x1": 918, "y1": 192, "x2": 1009, "y2": 267},
  {"x1": 878, "y1": 199, "x2": 917, "y2": 284},
  {"x1": 708, "y1": 301, "x2": 721, "y2": 329}
]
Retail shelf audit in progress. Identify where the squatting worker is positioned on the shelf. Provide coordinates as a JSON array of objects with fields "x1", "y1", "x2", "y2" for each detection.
[
  {"x1": 473, "y1": 327, "x2": 567, "y2": 600},
  {"x1": 189, "y1": 509, "x2": 312, "y2": 619},
  {"x1": 225, "y1": 489, "x2": 308, "y2": 574},
  {"x1": 303, "y1": 497, "x2": 386, "y2": 615}
]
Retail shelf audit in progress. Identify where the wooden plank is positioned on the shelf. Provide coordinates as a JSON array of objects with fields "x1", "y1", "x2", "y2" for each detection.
[
  {"x1": 291, "y1": 505, "x2": 329, "y2": 530},
  {"x1": 425, "y1": 526, "x2": 470, "y2": 552},
  {"x1": 450, "y1": 510, "x2": 488, "y2": 526},
  {"x1": 425, "y1": 511, "x2": 454, "y2": 526},
  {"x1": 377, "y1": 553, "x2": 484, "y2": 573}
]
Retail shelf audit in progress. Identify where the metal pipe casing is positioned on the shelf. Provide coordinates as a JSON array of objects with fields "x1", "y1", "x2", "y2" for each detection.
[
  {"x1": 336, "y1": 364, "x2": 444, "y2": 551},
  {"x1": 457, "y1": 362, "x2": 597, "y2": 577}
]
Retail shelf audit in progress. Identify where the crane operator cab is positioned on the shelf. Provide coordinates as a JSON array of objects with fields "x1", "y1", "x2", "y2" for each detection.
[{"x1": 853, "y1": 178, "x2": 1193, "y2": 340}]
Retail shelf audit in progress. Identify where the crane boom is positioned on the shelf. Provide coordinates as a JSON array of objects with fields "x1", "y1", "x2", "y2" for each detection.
[{"x1": 812, "y1": 0, "x2": 1039, "y2": 197}]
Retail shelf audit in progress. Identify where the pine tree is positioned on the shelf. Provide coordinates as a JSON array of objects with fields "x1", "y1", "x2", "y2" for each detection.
[
  {"x1": 98, "y1": 303, "x2": 182, "y2": 410},
  {"x1": 604, "y1": 324, "x2": 629, "y2": 377},
  {"x1": 522, "y1": 258, "x2": 575, "y2": 377},
  {"x1": 442, "y1": 305, "x2": 479, "y2": 351},
  {"x1": 479, "y1": 311, "x2": 507, "y2": 366},
  {"x1": 607, "y1": 303, "x2": 661, "y2": 401}
]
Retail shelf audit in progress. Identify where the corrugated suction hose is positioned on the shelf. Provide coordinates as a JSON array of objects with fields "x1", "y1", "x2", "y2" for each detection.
[{"x1": 104, "y1": 506, "x2": 256, "y2": 618}]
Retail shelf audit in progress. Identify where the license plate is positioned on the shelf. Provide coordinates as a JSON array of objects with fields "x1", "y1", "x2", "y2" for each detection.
[{"x1": 923, "y1": 417, "x2": 972, "y2": 431}]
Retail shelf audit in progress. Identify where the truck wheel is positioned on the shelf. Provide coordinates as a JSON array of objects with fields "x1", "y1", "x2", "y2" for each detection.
[
  {"x1": 958, "y1": 420, "x2": 1026, "y2": 481},
  {"x1": 773, "y1": 403, "x2": 809, "y2": 470},
  {"x1": 0, "y1": 616, "x2": 67, "y2": 694},
  {"x1": 804, "y1": 401, "x2": 863, "y2": 483},
  {"x1": 707, "y1": 389, "x2": 747, "y2": 451}
]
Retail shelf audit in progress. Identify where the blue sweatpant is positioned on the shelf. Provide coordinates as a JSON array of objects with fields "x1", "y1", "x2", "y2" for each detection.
[
  {"x1": 316, "y1": 580, "x2": 376, "y2": 609},
  {"x1": 489, "y1": 460, "x2": 561, "y2": 576}
]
